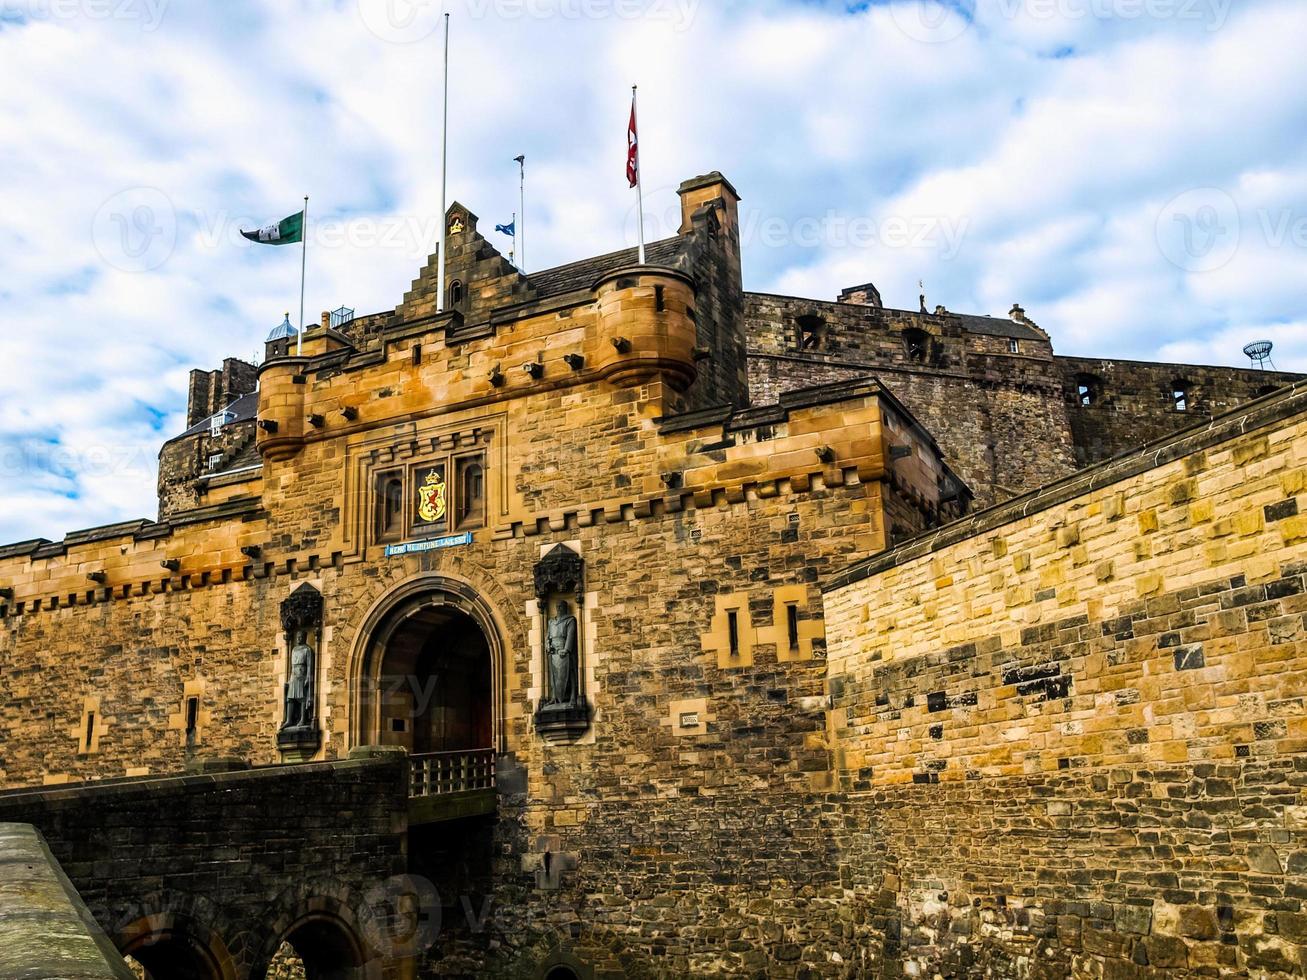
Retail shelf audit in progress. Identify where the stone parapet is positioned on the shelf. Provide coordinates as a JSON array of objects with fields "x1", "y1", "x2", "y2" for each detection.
[{"x1": 0, "y1": 823, "x2": 134, "y2": 979}]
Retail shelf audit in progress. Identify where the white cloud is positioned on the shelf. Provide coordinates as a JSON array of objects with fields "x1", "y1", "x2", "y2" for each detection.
[{"x1": 0, "y1": 0, "x2": 1303, "y2": 544}]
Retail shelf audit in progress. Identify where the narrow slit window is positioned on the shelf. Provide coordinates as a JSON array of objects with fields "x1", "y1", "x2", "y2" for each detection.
[
  {"x1": 655, "y1": 285, "x2": 666, "y2": 312},
  {"x1": 787, "y1": 604, "x2": 800, "y2": 653},
  {"x1": 727, "y1": 610, "x2": 740, "y2": 658},
  {"x1": 83, "y1": 712, "x2": 95, "y2": 752},
  {"x1": 185, "y1": 697, "x2": 199, "y2": 737}
]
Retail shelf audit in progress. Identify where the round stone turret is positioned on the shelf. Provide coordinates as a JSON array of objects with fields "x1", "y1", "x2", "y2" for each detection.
[
  {"x1": 591, "y1": 266, "x2": 697, "y2": 391},
  {"x1": 256, "y1": 340, "x2": 308, "y2": 462}
]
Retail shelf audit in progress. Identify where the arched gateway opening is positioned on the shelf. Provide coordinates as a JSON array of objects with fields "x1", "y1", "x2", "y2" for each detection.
[{"x1": 351, "y1": 577, "x2": 504, "y2": 759}]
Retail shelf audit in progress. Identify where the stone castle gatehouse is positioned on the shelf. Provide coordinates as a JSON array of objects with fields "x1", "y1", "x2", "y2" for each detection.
[{"x1": 1, "y1": 172, "x2": 1305, "y2": 978}]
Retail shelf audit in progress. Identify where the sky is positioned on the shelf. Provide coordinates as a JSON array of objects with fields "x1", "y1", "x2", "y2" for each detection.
[{"x1": 0, "y1": 0, "x2": 1305, "y2": 544}]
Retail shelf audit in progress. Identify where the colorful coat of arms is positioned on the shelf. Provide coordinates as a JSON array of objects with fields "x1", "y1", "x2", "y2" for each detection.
[{"x1": 417, "y1": 469, "x2": 447, "y2": 524}]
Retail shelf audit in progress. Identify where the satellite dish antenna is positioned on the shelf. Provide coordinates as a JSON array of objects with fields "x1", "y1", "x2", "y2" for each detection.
[{"x1": 1243, "y1": 340, "x2": 1275, "y2": 371}]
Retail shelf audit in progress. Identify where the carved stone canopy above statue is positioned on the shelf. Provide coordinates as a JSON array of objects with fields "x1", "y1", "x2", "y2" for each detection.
[
  {"x1": 281, "y1": 583, "x2": 324, "y2": 635},
  {"x1": 534, "y1": 545, "x2": 584, "y2": 602}
]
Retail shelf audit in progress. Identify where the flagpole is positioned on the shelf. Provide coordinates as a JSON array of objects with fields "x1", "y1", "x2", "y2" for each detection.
[
  {"x1": 633, "y1": 85, "x2": 646, "y2": 265},
  {"x1": 437, "y1": 12, "x2": 450, "y2": 314},
  {"x1": 516, "y1": 154, "x2": 526, "y2": 272},
  {"x1": 298, "y1": 195, "x2": 308, "y2": 356}
]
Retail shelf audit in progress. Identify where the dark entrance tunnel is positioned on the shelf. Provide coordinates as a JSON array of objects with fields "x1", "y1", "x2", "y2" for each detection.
[
  {"x1": 122, "y1": 923, "x2": 232, "y2": 980},
  {"x1": 367, "y1": 603, "x2": 493, "y2": 754},
  {"x1": 276, "y1": 914, "x2": 367, "y2": 980}
]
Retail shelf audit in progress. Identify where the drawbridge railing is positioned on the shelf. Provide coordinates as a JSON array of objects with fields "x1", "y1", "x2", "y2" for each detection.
[{"x1": 409, "y1": 748, "x2": 496, "y2": 800}]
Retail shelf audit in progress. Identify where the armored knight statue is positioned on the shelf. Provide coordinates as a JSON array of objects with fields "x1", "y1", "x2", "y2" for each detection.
[
  {"x1": 545, "y1": 600, "x2": 579, "y2": 707},
  {"x1": 281, "y1": 629, "x2": 315, "y2": 730}
]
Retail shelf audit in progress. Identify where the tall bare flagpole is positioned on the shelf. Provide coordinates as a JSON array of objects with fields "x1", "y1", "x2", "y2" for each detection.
[
  {"x1": 515, "y1": 154, "x2": 526, "y2": 272},
  {"x1": 633, "y1": 85, "x2": 646, "y2": 265},
  {"x1": 298, "y1": 195, "x2": 308, "y2": 356},
  {"x1": 437, "y1": 13, "x2": 450, "y2": 313}
]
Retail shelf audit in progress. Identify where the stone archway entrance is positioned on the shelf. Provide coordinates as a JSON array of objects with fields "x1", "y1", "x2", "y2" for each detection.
[
  {"x1": 373, "y1": 603, "x2": 492, "y2": 754},
  {"x1": 120, "y1": 917, "x2": 236, "y2": 980},
  {"x1": 350, "y1": 576, "x2": 506, "y2": 760}
]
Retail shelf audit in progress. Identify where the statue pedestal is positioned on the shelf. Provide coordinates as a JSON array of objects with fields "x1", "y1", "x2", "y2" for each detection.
[
  {"x1": 277, "y1": 726, "x2": 322, "y2": 762},
  {"x1": 534, "y1": 703, "x2": 591, "y2": 743}
]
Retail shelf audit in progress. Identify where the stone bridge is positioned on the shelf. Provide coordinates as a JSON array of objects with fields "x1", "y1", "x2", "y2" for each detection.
[{"x1": 0, "y1": 748, "x2": 497, "y2": 979}]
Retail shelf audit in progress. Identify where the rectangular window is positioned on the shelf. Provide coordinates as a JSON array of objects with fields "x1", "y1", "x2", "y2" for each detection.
[
  {"x1": 208, "y1": 454, "x2": 223, "y2": 472},
  {"x1": 1008, "y1": 339, "x2": 1020, "y2": 354},
  {"x1": 375, "y1": 472, "x2": 405, "y2": 543},
  {"x1": 185, "y1": 697, "x2": 199, "y2": 737},
  {"x1": 655, "y1": 285, "x2": 666, "y2": 312},
  {"x1": 455, "y1": 455, "x2": 486, "y2": 531},
  {"x1": 727, "y1": 610, "x2": 740, "y2": 658},
  {"x1": 787, "y1": 604, "x2": 800, "y2": 653}
]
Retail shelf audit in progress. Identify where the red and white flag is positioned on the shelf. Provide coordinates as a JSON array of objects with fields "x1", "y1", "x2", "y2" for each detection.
[{"x1": 626, "y1": 96, "x2": 639, "y2": 189}]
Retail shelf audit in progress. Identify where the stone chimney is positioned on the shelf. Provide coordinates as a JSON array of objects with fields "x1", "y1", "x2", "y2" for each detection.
[
  {"x1": 678, "y1": 172, "x2": 741, "y2": 238},
  {"x1": 186, "y1": 358, "x2": 257, "y2": 428},
  {"x1": 837, "y1": 282, "x2": 883, "y2": 308}
]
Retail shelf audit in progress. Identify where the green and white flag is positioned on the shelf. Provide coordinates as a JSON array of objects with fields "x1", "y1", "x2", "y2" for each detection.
[{"x1": 241, "y1": 210, "x2": 304, "y2": 245}]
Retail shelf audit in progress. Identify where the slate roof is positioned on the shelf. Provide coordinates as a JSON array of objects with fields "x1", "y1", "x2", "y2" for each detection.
[
  {"x1": 954, "y1": 313, "x2": 1045, "y2": 342},
  {"x1": 171, "y1": 390, "x2": 260, "y2": 442},
  {"x1": 212, "y1": 440, "x2": 261, "y2": 475},
  {"x1": 526, "y1": 236, "x2": 685, "y2": 299}
]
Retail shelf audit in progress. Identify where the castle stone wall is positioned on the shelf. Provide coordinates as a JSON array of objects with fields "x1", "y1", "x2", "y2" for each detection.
[
  {"x1": 1060, "y1": 355, "x2": 1302, "y2": 468},
  {"x1": 745, "y1": 293, "x2": 1304, "y2": 511},
  {"x1": 822, "y1": 381, "x2": 1307, "y2": 977},
  {"x1": 0, "y1": 756, "x2": 409, "y2": 978}
]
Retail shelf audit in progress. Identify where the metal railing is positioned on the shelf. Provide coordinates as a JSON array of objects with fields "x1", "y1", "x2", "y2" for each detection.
[{"x1": 409, "y1": 748, "x2": 496, "y2": 799}]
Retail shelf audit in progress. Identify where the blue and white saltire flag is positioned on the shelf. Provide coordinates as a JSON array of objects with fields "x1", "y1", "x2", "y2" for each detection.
[{"x1": 495, "y1": 220, "x2": 515, "y2": 237}]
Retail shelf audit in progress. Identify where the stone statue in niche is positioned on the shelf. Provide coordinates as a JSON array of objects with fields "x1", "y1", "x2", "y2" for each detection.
[
  {"x1": 545, "y1": 601, "x2": 579, "y2": 707},
  {"x1": 533, "y1": 545, "x2": 591, "y2": 740},
  {"x1": 277, "y1": 583, "x2": 324, "y2": 754},
  {"x1": 281, "y1": 630, "x2": 315, "y2": 730}
]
